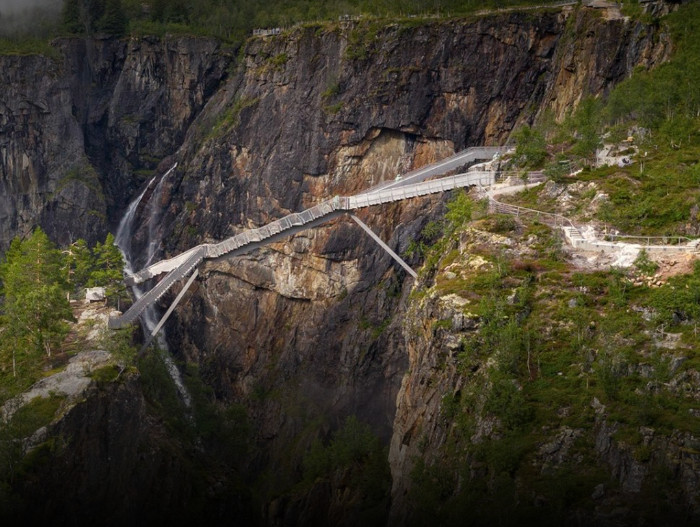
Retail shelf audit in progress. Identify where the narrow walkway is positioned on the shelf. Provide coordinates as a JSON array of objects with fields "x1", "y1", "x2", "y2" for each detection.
[
  {"x1": 111, "y1": 148, "x2": 699, "y2": 331},
  {"x1": 484, "y1": 181, "x2": 700, "y2": 258},
  {"x1": 109, "y1": 147, "x2": 502, "y2": 329}
]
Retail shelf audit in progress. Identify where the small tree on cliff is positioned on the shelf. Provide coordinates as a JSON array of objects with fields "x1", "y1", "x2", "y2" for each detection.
[
  {"x1": 89, "y1": 233, "x2": 127, "y2": 308},
  {"x1": 63, "y1": 238, "x2": 95, "y2": 299},
  {"x1": 513, "y1": 125, "x2": 547, "y2": 168},
  {"x1": 572, "y1": 97, "x2": 602, "y2": 165},
  {"x1": 99, "y1": 0, "x2": 127, "y2": 36}
]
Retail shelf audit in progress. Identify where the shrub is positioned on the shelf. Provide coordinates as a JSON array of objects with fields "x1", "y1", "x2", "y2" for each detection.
[
  {"x1": 634, "y1": 249, "x2": 659, "y2": 276},
  {"x1": 513, "y1": 125, "x2": 547, "y2": 168},
  {"x1": 445, "y1": 190, "x2": 473, "y2": 232}
]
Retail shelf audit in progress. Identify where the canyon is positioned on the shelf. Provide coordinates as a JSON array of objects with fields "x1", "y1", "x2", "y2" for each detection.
[{"x1": 2, "y1": 2, "x2": 697, "y2": 525}]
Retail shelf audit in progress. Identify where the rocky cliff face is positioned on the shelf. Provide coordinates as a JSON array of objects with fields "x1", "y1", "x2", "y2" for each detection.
[
  {"x1": 387, "y1": 222, "x2": 700, "y2": 525},
  {"x1": 0, "y1": 36, "x2": 231, "y2": 250},
  {"x1": 0, "y1": 3, "x2": 680, "y2": 525},
  {"x1": 6, "y1": 373, "x2": 253, "y2": 526},
  {"x1": 152, "y1": 5, "x2": 670, "y2": 522}
]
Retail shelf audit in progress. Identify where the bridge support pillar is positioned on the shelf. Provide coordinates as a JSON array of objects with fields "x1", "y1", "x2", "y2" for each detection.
[
  {"x1": 141, "y1": 268, "x2": 199, "y2": 353},
  {"x1": 349, "y1": 214, "x2": 417, "y2": 279}
]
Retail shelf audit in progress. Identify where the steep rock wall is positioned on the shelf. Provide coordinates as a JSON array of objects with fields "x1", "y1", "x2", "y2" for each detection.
[
  {"x1": 148, "y1": 5, "x2": 670, "y2": 520},
  {"x1": 5, "y1": 376, "x2": 253, "y2": 525},
  {"x1": 0, "y1": 3, "x2": 675, "y2": 524},
  {"x1": 0, "y1": 36, "x2": 231, "y2": 250}
]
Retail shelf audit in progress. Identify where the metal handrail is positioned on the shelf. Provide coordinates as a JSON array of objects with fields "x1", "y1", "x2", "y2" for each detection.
[
  {"x1": 109, "y1": 247, "x2": 205, "y2": 328},
  {"x1": 488, "y1": 196, "x2": 576, "y2": 229},
  {"x1": 114, "y1": 146, "x2": 508, "y2": 327},
  {"x1": 489, "y1": 196, "x2": 698, "y2": 249},
  {"x1": 604, "y1": 234, "x2": 693, "y2": 245}
]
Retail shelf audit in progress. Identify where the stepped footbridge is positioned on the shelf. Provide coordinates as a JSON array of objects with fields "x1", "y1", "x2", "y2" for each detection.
[{"x1": 109, "y1": 146, "x2": 504, "y2": 332}]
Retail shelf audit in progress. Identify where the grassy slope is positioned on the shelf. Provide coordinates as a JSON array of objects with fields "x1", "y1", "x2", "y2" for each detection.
[{"x1": 406, "y1": 193, "x2": 700, "y2": 524}]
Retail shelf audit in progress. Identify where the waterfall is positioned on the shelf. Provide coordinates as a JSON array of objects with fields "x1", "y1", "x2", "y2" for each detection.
[
  {"x1": 144, "y1": 168, "x2": 171, "y2": 267},
  {"x1": 114, "y1": 164, "x2": 192, "y2": 407}
]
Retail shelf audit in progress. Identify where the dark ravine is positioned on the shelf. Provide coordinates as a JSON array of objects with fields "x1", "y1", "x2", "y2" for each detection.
[{"x1": 0, "y1": 2, "x2": 688, "y2": 525}]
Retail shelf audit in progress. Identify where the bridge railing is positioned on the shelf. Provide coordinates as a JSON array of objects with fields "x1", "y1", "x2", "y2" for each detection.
[
  {"x1": 488, "y1": 193, "x2": 700, "y2": 252},
  {"x1": 126, "y1": 244, "x2": 207, "y2": 285},
  {"x1": 363, "y1": 146, "x2": 504, "y2": 195},
  {"x1": 348, "y1": 171, "x2": 495, "y2": 209},
  {"x1": 489, "y1": 198, "x2": 576, "y2": 229},
  {"x1": 603, "y1": 234, "x2": 693, "y2": 246},
  {"x1": 116, "y1": 147, "x2": 509, "y2": 328},
  {"x1": 206, "y1": 199, "x2": 340, "y2": 260},
  {"x1": 126, "y1": 148, "x2": 505, "y2": 284},
  {"x1": 109, "y1": 246, "x2": 206, "y2": 329}
]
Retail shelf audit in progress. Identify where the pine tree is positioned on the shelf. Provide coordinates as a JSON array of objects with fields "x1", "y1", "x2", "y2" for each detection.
[
  {"x1": 86, "y1": 0, "x2": 106, "y2": 33},
  {"x1": 99, "y1": 0, "x2": 128, "y2": 36},
  {"x1": 572, "y1": 97, "x2": 602, "y2": 165},
  {"x1": 63, "y1": 238, "x2": 95, "y2": 298},
  {"x1": 61, "y1": 0, "x2": 107, "y2": 35},
  {"x1": 62, "y1": 0, "x2": 82, "y2": 34},
  {"x1": 151, "y1": 0, "x2": 189, "y2": 23},
  {"x1": 0, "y1": 229, "x2": 73, "y2": 377},
  {"x1": 90, "y1": 233, "x2": 127, "y2": 308}
]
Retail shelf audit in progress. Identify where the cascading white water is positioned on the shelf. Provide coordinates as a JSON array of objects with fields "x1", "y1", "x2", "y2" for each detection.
[
  {"x1": 114, "y1": 164, "x2": 192, "y2": 407},
  {"x1": 144, "y1": 173, "x2": 169, "y2": 268}
]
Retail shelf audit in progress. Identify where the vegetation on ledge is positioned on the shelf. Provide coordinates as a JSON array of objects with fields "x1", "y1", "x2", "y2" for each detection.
[
  {"x1": 0, "y1": 229, "x2": 126, "y2": 402},
  {"x1": 2, "y1": 0, "x2": 593, "y2": 53},
  {"x1": 507, "y1": 1, "x2": 700, "y2": 237}
]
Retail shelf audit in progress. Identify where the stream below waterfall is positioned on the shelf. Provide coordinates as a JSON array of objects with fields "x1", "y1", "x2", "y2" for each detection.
[{"x1": 114, "y1": 164, "x2": 192, "y2": 407}]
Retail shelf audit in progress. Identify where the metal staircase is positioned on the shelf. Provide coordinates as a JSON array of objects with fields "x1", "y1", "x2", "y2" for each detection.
[{"x1": 109, "y1": 147, "x2": 504, "y2": 329}]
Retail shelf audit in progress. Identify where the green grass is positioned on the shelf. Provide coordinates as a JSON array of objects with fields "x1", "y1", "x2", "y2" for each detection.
[
  {"x1": 344, "y1": 21, "x2": 383, "y2": 61},
  {"x1": 0, "y1": 38, "x2": 61, "y2": 59},
  {"x1": 10, "y1": 394, "x2": 64, "y2": 432},
  {"x1": 89, "y1": 364, "x2": 122, "y2": 384}
]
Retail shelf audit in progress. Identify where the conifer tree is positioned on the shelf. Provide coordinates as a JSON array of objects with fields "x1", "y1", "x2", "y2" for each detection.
[
  {"x1": 99, "y1": 0, "x2": 127, "y2": 36},
  {"x1": 0, "y1": 229, "x2": 73, "y2": 376},
  {"x1": 61, "y1": 0, "x2": 106, "y2": 35},
  {"x1": 61, "y1": 0, "x2": 82, "y2": 34},
  {"x1": 90, "y1": 233, "x2": 127, "y2": 308},
  {"x1": 63, "y1": 238, "x2": 94, "y2": 298}
]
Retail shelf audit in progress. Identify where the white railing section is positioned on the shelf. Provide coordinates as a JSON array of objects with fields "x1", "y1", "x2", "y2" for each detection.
[
  {"x1": 109, "y1": 247, "x2": 206, "y2": 328},
  {"x1": 489, "y1": 198, "x2": 576, "y2": 229},
  {"x1": 488, "y1": 194, "x2": 700, "y2": 255}
]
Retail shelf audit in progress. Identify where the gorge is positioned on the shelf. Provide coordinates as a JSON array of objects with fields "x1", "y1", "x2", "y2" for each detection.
[{"x1": 1, "y1": 1, "x2": 698, "y2": 525}]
